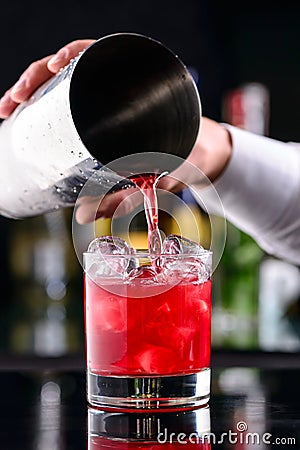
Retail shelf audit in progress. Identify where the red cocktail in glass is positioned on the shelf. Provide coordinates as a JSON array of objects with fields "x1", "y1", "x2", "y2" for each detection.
[{"x1": 84, "y1": 250, "x2": 212, "y2": 410}]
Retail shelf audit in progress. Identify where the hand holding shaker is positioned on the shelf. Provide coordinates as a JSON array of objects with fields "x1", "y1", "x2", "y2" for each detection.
[{"x1": 0, "y1": 33, "x2": 201, "y2": 218}]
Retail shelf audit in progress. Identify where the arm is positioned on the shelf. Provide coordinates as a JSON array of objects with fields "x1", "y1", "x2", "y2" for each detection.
[{"x1": 194, "y1": 124, "x2": 300, "y2": 266}]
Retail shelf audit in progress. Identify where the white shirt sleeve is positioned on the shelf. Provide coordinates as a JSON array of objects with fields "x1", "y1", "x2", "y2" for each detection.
[{"x1": 193, "y1": 124, "x2": 300, "y2": 266}]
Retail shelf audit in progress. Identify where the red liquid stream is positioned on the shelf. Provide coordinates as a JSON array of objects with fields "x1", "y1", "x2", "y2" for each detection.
[{"x1": 129, "y1": 172, "x2": 164, "y2": 254}]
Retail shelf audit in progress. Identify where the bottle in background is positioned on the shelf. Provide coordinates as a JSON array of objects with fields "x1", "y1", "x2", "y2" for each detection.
[
  {"x1": 7, "y1": 210, "x2": 83, "y2": 356},
  {"x1": 212, "y1": 83, "x2": 268, "y2": 350}
]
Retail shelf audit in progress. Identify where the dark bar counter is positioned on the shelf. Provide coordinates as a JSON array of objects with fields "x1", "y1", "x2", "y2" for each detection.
[{"x1": 0, "y1": 354, "x2": 300, "y2": 449}]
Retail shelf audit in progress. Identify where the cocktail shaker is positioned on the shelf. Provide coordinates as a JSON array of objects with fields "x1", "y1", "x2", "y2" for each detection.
[{"x1": 0, "y1": 33, "x2": 201, "y2": 218}]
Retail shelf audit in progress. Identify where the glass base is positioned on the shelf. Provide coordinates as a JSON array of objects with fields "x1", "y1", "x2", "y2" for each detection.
[{"x1": 87, "y1": 368, "x2": 210, "y2": 410}]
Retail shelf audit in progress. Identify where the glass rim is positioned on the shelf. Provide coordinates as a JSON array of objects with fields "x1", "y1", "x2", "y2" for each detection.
[{"x1": 83, "y1": 249, "x2": 213, "y2": 258}]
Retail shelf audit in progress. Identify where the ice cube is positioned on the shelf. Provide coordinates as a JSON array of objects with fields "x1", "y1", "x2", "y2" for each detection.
[
  {"x1": 86, "y1": 236, "x2": 134, "y2": 278},
  {"x1": 159, "y1": 235, "x2": 211, "y2": 282},
  {"x1": 126, "y1": 265, "x2": 159, "y2": 283},
  {"x1": 97, "y1": 297, "x2": 126, "y2": 332},
  {"x1": 162, "y1": 234, "x2": 204, "y2": 255},
  {"x1": 160, "y1": 256, "x2": 210, "y2": 283},
  {"x1": 87, "y1": 236, "x2": 131, "y2": 255},
  {"x1": 135, "y1": 345, "x2": 177, "y2": 374},
  {"x1": 145, "y1": 322, "x2": 196, "y2": 357}
]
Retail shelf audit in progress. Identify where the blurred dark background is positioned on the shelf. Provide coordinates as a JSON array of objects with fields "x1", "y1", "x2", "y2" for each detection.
[
  {"x1": 0, "y1": 0, "x2": 300, "y2": 357},
  {"x1": 2, "y1": 0, "x2": 300, "y2": 137}
]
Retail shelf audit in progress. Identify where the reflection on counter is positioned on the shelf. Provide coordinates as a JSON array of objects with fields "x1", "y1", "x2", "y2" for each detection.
[
  {"x1": 36, "y1": 379, "x2": 63, "y2": 450},
  {"x1": 88, "y1": 407, "x2": 211, "y2": 448},
  {"x1": 1, "y1": 368, "x2": 300, "y2": 449}
]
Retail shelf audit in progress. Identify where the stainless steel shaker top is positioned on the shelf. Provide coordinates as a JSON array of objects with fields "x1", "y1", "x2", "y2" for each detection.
[{"x1": 0, "y1": 33, "x2": 201, "y2": 218}]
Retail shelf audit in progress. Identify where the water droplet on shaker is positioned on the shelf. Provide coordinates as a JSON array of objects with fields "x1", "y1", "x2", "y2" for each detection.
[{"x1": 93, "y1": 159, "x2": 101, "y2": 169}]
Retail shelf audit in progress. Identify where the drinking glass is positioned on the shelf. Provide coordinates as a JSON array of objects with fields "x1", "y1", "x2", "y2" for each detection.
[{"x1": 84, "y1": 250, "x2": 212, "y2": 410}]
